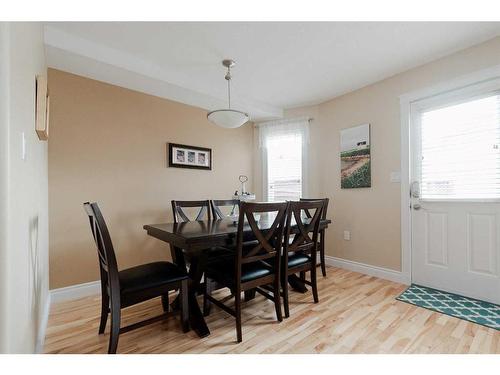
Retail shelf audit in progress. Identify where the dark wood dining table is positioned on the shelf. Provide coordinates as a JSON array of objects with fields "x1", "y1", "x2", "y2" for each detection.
[{"x1": 143, "y1": 214, "x2": 331, "y2": 338}]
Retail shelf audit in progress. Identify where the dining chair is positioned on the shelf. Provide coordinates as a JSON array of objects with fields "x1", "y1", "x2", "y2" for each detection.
[
  {"x1": 203, "y1": 201, "x2": 288, "y2": 342},
  {"x1": 171, "y1": 199, "x2": 233, "y2": 301},
  {"x1": 83, "y1": 202, "x2": 189, "y2": 354},
  {"x1": 210, "y1": 199, "x2": 240, "y2": 220},
  {"x1": 171, "y1": 201, "x2": 233, "y2": 265},
  {"x1": 281, "y1": 200, "x2": 323, "y2": 318},
  {"x1": 171, "y1": 200, "x2": 211, "y2": 223},
  {"x1": 300, "y1": 197, "x2": 329, "y2": 277}
]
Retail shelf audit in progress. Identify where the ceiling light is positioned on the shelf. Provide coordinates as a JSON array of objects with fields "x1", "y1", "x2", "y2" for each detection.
[{"x1": 207, "y1": 59, "x2": 249, "y2": 129}]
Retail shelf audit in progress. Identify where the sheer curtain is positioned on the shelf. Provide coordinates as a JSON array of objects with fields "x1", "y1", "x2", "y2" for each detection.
[{"x1": 258, "y1": 117, "x2": 310, "y2": 201}]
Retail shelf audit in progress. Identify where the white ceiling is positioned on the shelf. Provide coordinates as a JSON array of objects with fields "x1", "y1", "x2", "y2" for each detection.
[{"x1": 44, "y1": 22, "x2": 500, "y2": 120}]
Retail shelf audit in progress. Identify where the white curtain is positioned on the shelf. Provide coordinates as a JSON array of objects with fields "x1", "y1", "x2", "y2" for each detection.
[{"x1": 258, "y1": 116, "x2": 310, "y2": 148}]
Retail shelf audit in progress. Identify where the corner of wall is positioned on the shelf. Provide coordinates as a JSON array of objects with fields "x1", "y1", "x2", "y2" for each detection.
[
  {"x1": 2, "y1": 22, "x2": 49, "y2": 354},
  {"x1": 0, "y1": 22, "x2": 11, "y2": 354}
]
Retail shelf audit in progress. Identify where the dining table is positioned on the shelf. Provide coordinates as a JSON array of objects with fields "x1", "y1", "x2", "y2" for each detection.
[{"x1": 143, "y1": 214, "x2": 331, "y2": 338}]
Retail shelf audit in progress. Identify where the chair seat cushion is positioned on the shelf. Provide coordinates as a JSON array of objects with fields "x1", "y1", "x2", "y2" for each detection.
[
  {"x1": 206, "y1": 246, "x2": 235, "y2": 263},
  {"x1": 287, "y1": 253, "x2": 311, "y2": 268},
  {"x1": 205, "y1": 258, "x2": 273, "y2": 284},
  {"x1": 119, "y1": 261, "x2": 187, "y2": 295}
]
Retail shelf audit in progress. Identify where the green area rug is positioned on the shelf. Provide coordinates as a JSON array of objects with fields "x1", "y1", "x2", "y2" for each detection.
[{"x1": 396, "y1": 284, "x2": 500, "y2": 330}]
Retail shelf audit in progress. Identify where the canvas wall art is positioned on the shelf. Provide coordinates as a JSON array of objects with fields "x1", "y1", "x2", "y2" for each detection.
[{"x1": 340, "y1": 124, "x2": 371, "y2": 188}]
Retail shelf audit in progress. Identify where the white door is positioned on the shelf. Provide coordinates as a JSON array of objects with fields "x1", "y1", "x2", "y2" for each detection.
[{"x1": 410, "y1": 80, "x2": 500, "y2": 304}]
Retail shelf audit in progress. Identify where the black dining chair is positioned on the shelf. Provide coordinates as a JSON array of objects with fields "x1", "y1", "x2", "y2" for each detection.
[
  {"x1": 300, "y1": 198, "x2": 329, "y2": 277},
  {"x1": 171, "y1": 199, "x2": 219, "y2": 262},
  {"x1": 172, "y1": 200, "x2": 211, "y2": 223},
  {"x1": 171, "y1": 201, "x2": 233, "y2": 263},
  {"x1": 281, "y1": 200, "x2": 323, "y2": 318},
  {"x1": 171, "y1": 199, "x2": 234, "y2": 301},
  {"x1": 210, "y1": 199, "x2": 240, "y2": 220},
  {"x1": 83, "y1": 202, "x2": 189, "y2": 354},
  {"x1": 203, "y1": 201, "x2": 288, "y2": 342}
]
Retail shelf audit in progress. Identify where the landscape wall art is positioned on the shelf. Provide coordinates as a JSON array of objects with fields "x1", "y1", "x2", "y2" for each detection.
[{"x1": 340, "y1": 123, "x2": 371, "y2": 188}]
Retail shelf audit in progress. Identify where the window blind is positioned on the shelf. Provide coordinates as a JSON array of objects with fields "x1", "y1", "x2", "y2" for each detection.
[
  {"x1": 420, "y1": 93, "x2": 500, "y2": 200},
  {"x1": 266, "y1": 133, "x2": 302, "y2": 202}
]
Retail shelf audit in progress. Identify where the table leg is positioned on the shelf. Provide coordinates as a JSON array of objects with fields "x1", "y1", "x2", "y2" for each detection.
[
  {"x1": 186, "y1": 251, "x2": 211, "y2": 338},
  {"x1": 288, "y1": 274, "x2": 308, "y2": 293},
  {"x1": 170, "y1": 246, "x2": 210, "y2": 338}
]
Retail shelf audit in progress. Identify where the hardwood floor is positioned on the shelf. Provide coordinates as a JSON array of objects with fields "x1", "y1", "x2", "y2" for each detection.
[{"x1": 44, "y1": 267, "x2": 500, "y2": 354}]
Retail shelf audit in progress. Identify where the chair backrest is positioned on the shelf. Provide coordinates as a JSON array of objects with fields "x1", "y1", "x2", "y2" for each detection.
[
  {"x1": 235, "y1": 202, "x2": 288, "y2": 284},
  {"x1": 83, "y1": 202, "x2": 120, "y2": 296},
  {"x1": 300, "y1": 198, "x2": 329, "y2": 220},
  {"x1": 211, "y1": 199, "x2": 240, "y2": 220},
  {"x1": 171, "y1": 200, "x2": 211, "y2": 223},
  {"x1": 284, "y1": 200, "x2": 324, "y2": 262}
]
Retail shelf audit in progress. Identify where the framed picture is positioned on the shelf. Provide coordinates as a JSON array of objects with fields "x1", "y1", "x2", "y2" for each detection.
[
  {"x1": 340, "y1": 123, "x2": 371, "y2": 189},
  {"x1": 35, "y1": 75, "x2": 49, "y2": 141},
  {"x1": 168, "y1": 143, "x2": 212, "y2": 170}
]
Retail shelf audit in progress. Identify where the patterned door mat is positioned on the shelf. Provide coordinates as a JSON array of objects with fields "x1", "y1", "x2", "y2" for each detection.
[{"x1": 397, "y1": 284, "x2": 500, "y2": 330}]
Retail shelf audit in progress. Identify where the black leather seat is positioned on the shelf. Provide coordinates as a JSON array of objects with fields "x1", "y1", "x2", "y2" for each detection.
[
  {"x1": 205, "y1": 247, "x2": 235, "y2": 263},
  {"x1": 266, "y1": 252, "x2": 311, "y2": 270},
  {"x1": 205, "y1": 258, "x2": 273, "y2": 285},
  {"x1": 119, "y1": 261, "x2": 187, "y2": 295},
  {"x1": 286, "y1": 253, "x2": 311, "y2": 268}
]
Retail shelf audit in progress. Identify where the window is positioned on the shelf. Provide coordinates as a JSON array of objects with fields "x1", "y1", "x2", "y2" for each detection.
[
  {"x1": 419, "y1": 92, "x2": 500, "y2": 200},
  {"x1": 259, "y1": 118, "x2": 309, "y2": 202},
  {"x1": 266, "y1": 133, "x2": 302, "y2": 201}
]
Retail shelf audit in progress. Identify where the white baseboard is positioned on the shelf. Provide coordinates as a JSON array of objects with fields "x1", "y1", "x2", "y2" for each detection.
[
  {"x1": 35, "y1": 293, "x2": 51, "y2": 354},
  {"x1": 50, "y1": 280, "x2": 100, "y2": 304},
  {"x1": 325, "y1": 256, "x2": 410, "y2": 285}
]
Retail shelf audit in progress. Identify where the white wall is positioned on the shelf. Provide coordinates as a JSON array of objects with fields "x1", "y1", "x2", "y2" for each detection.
[
  {"x1": 0, "y1": 22, "x2": 48, "y2": 353},
  {"x1": 0, "y1": 22, "x2": 10, "y2": 353}
]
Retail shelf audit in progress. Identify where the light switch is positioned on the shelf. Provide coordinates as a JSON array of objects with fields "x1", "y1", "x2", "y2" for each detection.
[
  {"x1": 390, "y1": 171, "x2": 401, "y2": 183},
  {"x1": 343, "y1": 230, "x2": 351, "y2": 241}
]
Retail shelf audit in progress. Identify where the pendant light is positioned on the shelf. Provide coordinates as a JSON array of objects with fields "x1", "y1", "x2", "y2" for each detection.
[{"x1": 207, "y1": 59, "x2": 249, "y2": 128}]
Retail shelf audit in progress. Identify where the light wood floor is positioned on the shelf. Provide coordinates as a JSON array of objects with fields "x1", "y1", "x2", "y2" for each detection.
[{"x1": 44, "y1": 267, "x2": 500, "y2": 354}]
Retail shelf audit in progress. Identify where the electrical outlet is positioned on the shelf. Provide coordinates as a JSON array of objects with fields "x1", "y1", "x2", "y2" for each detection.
[{"x1": 343, "y1": 230, "x2": 351, "y2": 241}]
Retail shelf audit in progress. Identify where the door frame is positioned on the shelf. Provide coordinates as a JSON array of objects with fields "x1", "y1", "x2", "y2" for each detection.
[{"x1": 399, "y1": 64, "x2": 500, "y2": 285}]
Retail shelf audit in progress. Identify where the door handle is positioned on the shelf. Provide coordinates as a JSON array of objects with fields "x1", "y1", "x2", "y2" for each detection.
[{"x1": 413, "y1": 203, "x2": 422, "y2": 210}]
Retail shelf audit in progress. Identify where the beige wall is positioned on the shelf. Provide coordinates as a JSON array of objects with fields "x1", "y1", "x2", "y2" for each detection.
[
  {"x1": 0, "y1": 23, "x2": 49, "y2": 353},
  {"x1": 274, "y1": 36, "x2": 500, "y2": 271},
  {"x1": 48, "y1": 69, "x2": 254, "y2": 289}
]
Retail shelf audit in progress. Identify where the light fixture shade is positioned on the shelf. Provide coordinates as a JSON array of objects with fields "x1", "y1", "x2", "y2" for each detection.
[{"x1": 207, "y1": 109, "x2": 249, "y2": 129}]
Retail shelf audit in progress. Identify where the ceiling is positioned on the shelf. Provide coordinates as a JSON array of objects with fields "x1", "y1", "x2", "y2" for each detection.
[{"x1": 44, "y1": 22, "x2": 500, "y2": 120}]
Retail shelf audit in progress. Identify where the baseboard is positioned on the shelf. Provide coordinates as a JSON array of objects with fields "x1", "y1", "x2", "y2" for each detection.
[
  {"x1": 325, "y1": 256, "x2": 410, "y2": 285},
  {"x1": 50, "y1": 280, "x2": 100, "y2": 304},
  {"x1": 35, "y1": 293, "x2": 51, "y2": 354}
]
